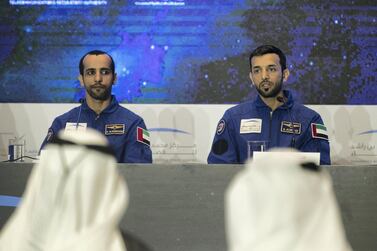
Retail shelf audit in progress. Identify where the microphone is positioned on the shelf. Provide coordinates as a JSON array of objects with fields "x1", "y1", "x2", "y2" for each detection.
[
  {"x1": 75, "y1": 98, "x2": 84, "y2": 130},
  {"x1": 277, "y1": 96, "x2": 296, "y2": 148}
]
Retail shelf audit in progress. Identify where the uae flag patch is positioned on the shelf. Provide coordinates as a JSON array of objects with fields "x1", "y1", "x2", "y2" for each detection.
[
  {"x1": 137, "y1": 127, "x2": 150, "y2": 146},
  {"x1": 311, "y1": 123, "x2": 328, "y2": 140}
]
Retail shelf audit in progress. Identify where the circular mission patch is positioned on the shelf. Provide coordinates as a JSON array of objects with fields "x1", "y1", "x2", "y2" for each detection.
[{"x1": 216, "y1": 119, "x2": 226, "y2": 135}]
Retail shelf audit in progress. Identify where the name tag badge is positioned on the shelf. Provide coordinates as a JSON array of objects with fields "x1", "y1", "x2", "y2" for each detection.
[
  {"x1": 105, "y1": 124, "x2": 125, "y2": 135},
  {"x1": 65, "y1": 122, "x2": 87, "y2": 132},
  {"x1": 240, "y1": 119, "x2": 262, "y2": 134},
  {"x1": 281, "y1": 121, "x2": 301, "y2": 134}
]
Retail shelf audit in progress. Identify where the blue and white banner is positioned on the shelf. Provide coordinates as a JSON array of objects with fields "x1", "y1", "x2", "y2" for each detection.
[{"x1": 1, "y1": 103, "x2": 377, "y2": 165}]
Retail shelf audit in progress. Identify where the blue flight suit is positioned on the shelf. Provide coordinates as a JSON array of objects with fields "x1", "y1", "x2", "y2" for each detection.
[
  {"x1": 41, "y1": 96, "x2": 152, "y2": 163},
  {"x1": 208, "y1": 90, "x2": 331, "y2": 165}
]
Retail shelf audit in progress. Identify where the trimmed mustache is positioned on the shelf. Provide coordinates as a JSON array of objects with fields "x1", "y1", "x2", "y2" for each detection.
[
  {"x1": 91, "y1": 84, "x2": 105, "y2": 89},
  {"x1": 261, "y1": 80, "x2": 272, "y2": 85}
]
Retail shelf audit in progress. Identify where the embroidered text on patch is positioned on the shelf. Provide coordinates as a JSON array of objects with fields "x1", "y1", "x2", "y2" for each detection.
[
  {"x1": 311, "y1": 123, "x2": 328, "y2": 140},
  {"x1": 137, "y1": 127, "x2": 150, "y2": 146},
  {"x1": 105, "y1": 124, "x2": 125, "y2": 135},
  {"x1": 281, "y1": 121, "x2": 301, "y2": 135},
  {"x1": 240, "y1": 118, "x2": 262, "y2": 134}
]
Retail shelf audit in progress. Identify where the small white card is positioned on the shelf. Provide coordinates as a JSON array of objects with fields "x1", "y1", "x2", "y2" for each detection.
[
  {"x1": 240, "y1": 118, "x2": 262, "y2": 134},
  {"x1": 65, "y1": 122, "x2": 87, "y2": 132}
]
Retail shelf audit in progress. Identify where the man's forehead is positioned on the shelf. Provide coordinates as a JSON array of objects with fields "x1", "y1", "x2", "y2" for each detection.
[
  {"x1": 83, "y1": 54, "x2": 112, "y2": 69},
  {"x1": 251, "y1": 53, "x2": 280, "y2": 67}
]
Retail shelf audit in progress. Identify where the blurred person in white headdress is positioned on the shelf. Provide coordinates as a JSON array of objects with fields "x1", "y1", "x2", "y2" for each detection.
[
  {"x1": 225, "y1": 148, "x2": 352, "y2": 251},
  {"x1": 0, "y1": 128, "x2": 129, "y2": 251}
]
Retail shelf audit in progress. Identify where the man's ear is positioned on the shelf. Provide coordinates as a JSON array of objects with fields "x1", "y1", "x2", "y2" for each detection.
[
  {"x1": 249, "y1": 72, "x2": 255, "y2": 86},
  {"x1": 112, "y1": 73, "x2": 117, "y2": 85},
  {"x1": 78, "y1": 75, "x2": 84, "y2": 87},
  {"x1": 282, "y1": 69, "x2": 290, "y2": 82}
]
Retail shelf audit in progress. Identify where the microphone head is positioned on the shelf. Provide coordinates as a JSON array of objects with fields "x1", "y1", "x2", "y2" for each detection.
[{"x1": 276, "y1": 96, "x2": 285, "y2": 103}]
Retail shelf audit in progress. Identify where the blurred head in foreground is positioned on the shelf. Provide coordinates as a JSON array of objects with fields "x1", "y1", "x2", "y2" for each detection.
[
  {"x1": 0, "y1": 128, "x2": 129, "y2": 251},
  {"x1": 225, "y1": 148, "x2": 352, "y2": 251}
]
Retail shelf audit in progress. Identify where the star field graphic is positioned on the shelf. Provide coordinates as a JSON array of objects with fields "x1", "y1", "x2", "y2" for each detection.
[{"x1": 0, "y1": 0, "x2": 376, "y2": 104}]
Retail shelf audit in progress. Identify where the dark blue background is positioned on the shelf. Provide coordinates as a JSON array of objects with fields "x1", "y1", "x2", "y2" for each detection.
[{"x1": 0, "y1": 0, "x2": 376, "y2": 104}]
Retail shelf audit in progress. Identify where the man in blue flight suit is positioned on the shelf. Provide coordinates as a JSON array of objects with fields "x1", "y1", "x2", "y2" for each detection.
[
  {"x1": 208, "y1": 45, "x2": 330, "y2": 165},
  {"x1": 40, "y1": 50, "x2": 152, "y2": 163}
]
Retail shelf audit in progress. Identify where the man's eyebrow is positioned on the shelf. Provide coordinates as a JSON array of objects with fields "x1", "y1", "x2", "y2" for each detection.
[
  {"x1": 252, "y1": 64, "x2": 278, "y2": 69},
  {"x1": 85, "y1": 67, "x2": 111, "y2": 71}
]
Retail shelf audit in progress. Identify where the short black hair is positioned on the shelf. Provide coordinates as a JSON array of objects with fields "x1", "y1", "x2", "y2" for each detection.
[
  {"x1": 249, "y1": 45, "x2": 287, "y2": 72},
  {"x1": 79, "y1": 50, "x2": 115, "y2": 75}
]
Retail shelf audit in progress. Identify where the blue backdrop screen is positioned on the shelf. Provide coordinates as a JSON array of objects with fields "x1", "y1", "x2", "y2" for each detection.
[{"x1": 1, "y1": 0, "x2": 376, "y2": 104}]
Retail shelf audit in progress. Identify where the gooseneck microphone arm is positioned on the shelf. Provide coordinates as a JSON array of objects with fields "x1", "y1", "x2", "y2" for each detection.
[{"x1": 277, "y1": 96, "x2": 296, "y2": 148}]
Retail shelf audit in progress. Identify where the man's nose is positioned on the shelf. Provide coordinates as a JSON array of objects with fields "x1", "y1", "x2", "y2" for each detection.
[
  {"x1": 261, "y1": 69, "x2": 269, "y2": 80},
  {"x1": 94, "y1": 72, "x2": 102, "y2": 82}
]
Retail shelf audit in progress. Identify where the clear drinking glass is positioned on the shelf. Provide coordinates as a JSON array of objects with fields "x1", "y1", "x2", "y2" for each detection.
[{"x1": 247, "y1": 140, "x2": 268, "y2": 158}]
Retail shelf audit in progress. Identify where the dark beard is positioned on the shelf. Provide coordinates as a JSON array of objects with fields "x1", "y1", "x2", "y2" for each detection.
[
  {"x1": 256, "y1": 77, "x2": 283, "y2": 98},
  {"x1": 86, "y1": 85, "x2": 112, "y2": 101}
]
